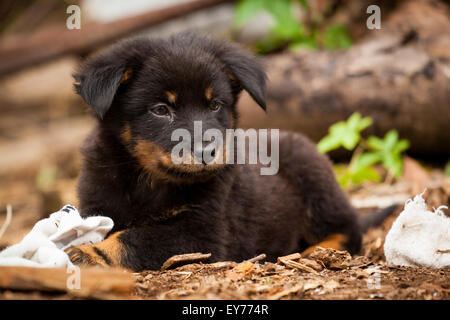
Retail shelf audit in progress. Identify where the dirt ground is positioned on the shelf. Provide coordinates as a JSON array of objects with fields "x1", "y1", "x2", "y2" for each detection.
[
  {"x1": 0, "y1": 169, "x2": 449, "y2": 300},
  {"x1": 131, "y1": 176, "x2": 450, "y2": 300}
]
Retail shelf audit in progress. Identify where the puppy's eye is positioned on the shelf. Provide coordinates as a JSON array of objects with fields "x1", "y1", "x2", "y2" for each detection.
[
  {"x1": 209, "y1": 100, "x2": 221, "y2": 112},
  {"x1": 150, "y1": 104, "x2": 170, "y2": 116}
]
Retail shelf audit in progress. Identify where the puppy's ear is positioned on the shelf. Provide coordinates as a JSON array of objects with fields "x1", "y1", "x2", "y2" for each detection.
[
  {"x1": 73, "y1": 39, "x2": 146, "y2": 119},
  {"x1": 216, "y1": 43, "x2": 267, "y2": 111},
  {"x1": 177, "y1": 33, "x2": 267, "y2": 110}
]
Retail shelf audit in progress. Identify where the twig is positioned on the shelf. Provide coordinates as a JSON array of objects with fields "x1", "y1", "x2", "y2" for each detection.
[
  {"x1": 0, "y1": 204, "x2": 12, "y2": 241},
  {"x1": 281, "y1": 259, "x2": 319, "y2": 275},
  {"x1": 245, "y1": 253, "x2": 266, "y2": 263},
  {"x1": 161, "y1": 252, "x2": 211, "y2": 270}
]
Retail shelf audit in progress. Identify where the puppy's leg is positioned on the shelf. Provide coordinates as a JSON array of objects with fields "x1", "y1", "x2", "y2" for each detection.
[
  {"x1": 300, "y1": 234, "x2": 349, "y2": 256},
  {"x1": 66, "y1": 215, "x2": 221, "y2": 271},
  {"x1": 278, "y1": 132, "x2": 362, "y2": 254},
  {"x1": 66, "y1": 231, "x2": 124, "y2": 268}
]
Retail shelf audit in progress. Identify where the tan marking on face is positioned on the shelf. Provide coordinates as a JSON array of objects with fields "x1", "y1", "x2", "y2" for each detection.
[
  {"x1": 133, "y1": 140, "x2": 161, "y2": 172},
  {"x1": 120, "y1": 68, "x2": 133, "y2": 83},
  {"x1": 165, "y1": 91, "x2": 177, "y2": 104},
  {"x1": 133, "y1": 139, "x2": 227, "y2": 183},
  {"x1": 205, "y1": 87, "x2": 213, "y2": 101},
  {"x1": 120, "y1": 123, "x2": 132, "y2": 144}
]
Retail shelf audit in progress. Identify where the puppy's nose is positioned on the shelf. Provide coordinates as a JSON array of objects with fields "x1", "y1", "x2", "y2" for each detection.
[{"x1": 193, "y1": 144, "x2": 216, "y2": 165}]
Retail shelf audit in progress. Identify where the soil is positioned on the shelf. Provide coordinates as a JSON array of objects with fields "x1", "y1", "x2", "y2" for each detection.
[
  {"x1": 0, "y1": 58, "x2": 448, "y2": 300},
  {"x1": 0, "y1": 170, "x2": 449, "y2": 300}
]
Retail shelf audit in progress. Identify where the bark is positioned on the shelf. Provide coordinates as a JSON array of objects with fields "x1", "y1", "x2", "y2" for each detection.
[{"x1": 238, "y1": 0, "x2": 450, "y2": 158}]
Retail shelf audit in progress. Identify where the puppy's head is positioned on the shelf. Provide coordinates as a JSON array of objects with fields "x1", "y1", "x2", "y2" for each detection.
[{"x1": 74, "y1": 32, "x2": 266, "y2": 183}]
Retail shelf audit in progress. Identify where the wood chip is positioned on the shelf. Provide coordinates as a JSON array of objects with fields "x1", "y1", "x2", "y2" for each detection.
[
  {"x1": 277, "y1": 253, "x2": 301, "y2": 264},
  {"x1": 280, "y1": 259, "x2": 319, "y2": 275},
  {"x1": 298, "y1": 258, "x2": 323, "y2": 271},
  {"x1": 309, "y1": 247, "x2": 352, "y2": 270},
  {"x1": 160, "y1": 252, "x2": 211, "y2": 270}
]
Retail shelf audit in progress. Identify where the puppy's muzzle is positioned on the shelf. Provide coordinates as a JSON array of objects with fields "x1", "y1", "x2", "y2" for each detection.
[{"x1": 193, "y1": 143, "x2": 217, "y2": 165}]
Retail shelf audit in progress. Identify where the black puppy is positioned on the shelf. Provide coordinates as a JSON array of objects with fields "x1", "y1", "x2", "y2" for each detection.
[{"x1": 68, "y1": 32, "x2": 395, "y2": 271}]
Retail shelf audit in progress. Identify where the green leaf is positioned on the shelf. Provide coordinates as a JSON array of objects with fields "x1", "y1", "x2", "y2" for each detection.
[
  {"x1": 289, "y1": 37, "x2": 317, "y2": 51},
  {"x1": 233, "y1": 0, "x2": 266, "y2": 27},
  {"x1": 383, "y1": 153, "x2": 403, "y2": 177},
  {"x1": 335, "y1": 162, "x2": 381, "y2": 189},
  {"x1": 341, "y1": 131, "x2": 359, "y2": 150},
  {"x1": 384, "y1": 130, "x2": 399, "y2": 150},
  {"x1": 265, "y1": 0, "x2": 295, "y2": 22},
  {"x1": 351, "y1": 166, "x2": 381, "y2": 184},
  {"x1": 366, "y1": 136, "x2": 385, "y2": 151},
  {"x1": 328, "y1": 121, "x2": 359, "y2": 150},
  {"x1": 298, "y1": 0, "x2": 308, "y2": 9},
  {"x1": 393, "y1": 139, "x2": 410, "y2": 154},
  {"x1": 366, "y1": 130, "x2": 409, "y2": 177},
  {"x1": 357, "y1": 117, "x2": 373, "y2": 131},
  {"x1": 317, "y1": 134, "x2": 341, "y2": 153},
  {"x1": 266, "y1": 0, "x2": 303, "y2": 39},
  {"x1": 334, "y1": 164, "x2": 351, "y2": 188},
  {"x1": 323, "y1": 25, "x2": 352, "y2": 50},
  {"x1": 317, "y1": 112, "x2": 373, "y2": 153},
  {"x1": 353, "y1": 152, "x2": 382, "y2": 171},
  {"x1": 347, "y1": 112, "x2": 362, "y2": 129},
  {"x1": 445, "y1": 160, "x2": 450, "y2": 176}
]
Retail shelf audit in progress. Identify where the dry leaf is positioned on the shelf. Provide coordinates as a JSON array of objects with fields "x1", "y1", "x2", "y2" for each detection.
[
  {"x1": 235, "y1": 261, "x2": 254, "y2": 274},
  {"x1": 309, "y1": 247, "x2": 352, "y2": 269}
]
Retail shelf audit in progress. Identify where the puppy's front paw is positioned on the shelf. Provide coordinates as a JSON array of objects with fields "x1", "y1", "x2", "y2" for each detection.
[
  {"x1": 65, "y1": 245, "x2": 107, "y2": 267},
  {"x1": 65, "y1": 232, "x2": 125, "y2": 268}
]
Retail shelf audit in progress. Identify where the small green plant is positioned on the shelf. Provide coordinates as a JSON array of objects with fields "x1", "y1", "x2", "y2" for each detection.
[
  {"x1": 233, "y1": 0, "x2": 351, "y2": 53},
  {"x1": 318, "y1": 113, "x2": 410, "y2": 188},
  {"x1": 446, "y1": 160, "x2": 450, "y2": 176}
]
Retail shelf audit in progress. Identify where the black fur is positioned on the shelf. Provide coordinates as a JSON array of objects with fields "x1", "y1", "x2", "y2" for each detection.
[{"x1": 72, "y1": 32, "x2": 393, "y2": 271}]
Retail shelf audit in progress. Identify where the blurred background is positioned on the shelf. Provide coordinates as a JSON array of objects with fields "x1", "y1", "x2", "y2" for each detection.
[{"x1": 0, "y1": 0, "x2": 449, "y2": 247}]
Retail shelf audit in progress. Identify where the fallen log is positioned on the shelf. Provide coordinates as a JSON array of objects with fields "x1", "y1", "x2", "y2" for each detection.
[
  {"x1": 0, "y1": 266, "x2": 135, "y2": 299},
  {"x1": 238, "y1": 0, "x2": 450, "y2": 158},
  {"x1": 0, "y1": 0, "x2": 231, "y2": 77}
]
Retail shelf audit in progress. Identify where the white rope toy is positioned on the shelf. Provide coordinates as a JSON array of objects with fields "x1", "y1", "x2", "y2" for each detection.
[
  {"x1": 384, "y1": 192, "x2": 450, "y2": 268},
  {"x1": 0, "y1": 205, "x2": 113, "y2": 268}
]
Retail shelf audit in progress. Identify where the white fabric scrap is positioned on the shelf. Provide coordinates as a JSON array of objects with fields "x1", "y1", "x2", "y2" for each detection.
[
  {"x1": 0, "y1": 205, "x2": 113, "y2": 268},
  {"x1": 384, "y1": 192, "x2": 450, "y2": 268}
]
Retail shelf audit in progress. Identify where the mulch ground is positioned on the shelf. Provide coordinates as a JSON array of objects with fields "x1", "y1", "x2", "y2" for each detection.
[{"x1": 0, "y1": 170, "x2": 449, "y2": 300}]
